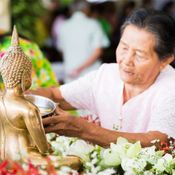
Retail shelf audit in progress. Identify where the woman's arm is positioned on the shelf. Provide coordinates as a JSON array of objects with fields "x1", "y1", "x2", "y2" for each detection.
[
  {"x1": 42, "y1": 110, "x2": 168, "y2": 148},
  {"x1": 27, "y1": 87, "x2": 76, "y2": 110},
  {"x1": 81, "y1": 123, "x2": 168, "y2": 148}
]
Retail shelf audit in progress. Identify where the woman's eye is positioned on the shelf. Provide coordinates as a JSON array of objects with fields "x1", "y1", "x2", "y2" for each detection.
[
  {"x1": 136, "y1": 55, "x2": 146, "y2": 61},
  {"x1": 123, "y1": 47, "x2": 128, "y2": 51}
]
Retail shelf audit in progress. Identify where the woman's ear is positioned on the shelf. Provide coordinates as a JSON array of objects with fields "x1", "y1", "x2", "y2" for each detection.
[
  {"x1": 167, "y1": 55, "x2": 175, "y2": 65},
  {"x1": 160, "y1": 55, "x2": 174, "y2": 70}
]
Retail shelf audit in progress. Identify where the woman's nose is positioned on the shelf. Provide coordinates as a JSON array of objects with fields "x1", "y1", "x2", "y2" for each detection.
[{"x1": 123, "y1": 51, "x2": 134, "y2": 66}]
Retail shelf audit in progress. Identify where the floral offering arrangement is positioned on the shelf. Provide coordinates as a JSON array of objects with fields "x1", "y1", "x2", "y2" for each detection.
[{"x1": 0, "y1": 134, "x2": 175, "y2": 175}]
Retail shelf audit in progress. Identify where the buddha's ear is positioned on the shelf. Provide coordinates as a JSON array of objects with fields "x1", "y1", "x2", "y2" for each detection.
[
  {"x1": 21, "y1": 69, "x2": 32, "y2": 92},
  {"x1": 21, "y1": 71, "x2": 25, "y2": 92}
]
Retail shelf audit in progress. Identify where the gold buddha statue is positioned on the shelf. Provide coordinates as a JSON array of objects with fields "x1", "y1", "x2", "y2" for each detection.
[
  {"x1": 0, "y1": 26, "x2": 49, "y2": 163},
  {"x1": 0, "y1": 27, "x2": 81, "y2": 169}
]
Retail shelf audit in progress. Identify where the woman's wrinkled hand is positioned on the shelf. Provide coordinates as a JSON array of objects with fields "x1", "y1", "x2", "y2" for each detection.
[
  {"x1": 42, "y1": 107, "x2": 86, "y2": 138},
  {"x1": 54, "y1": 106, "x2": 70, "y2": 116}
]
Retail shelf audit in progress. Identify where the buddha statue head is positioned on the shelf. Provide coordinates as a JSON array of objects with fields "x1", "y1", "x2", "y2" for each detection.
[{"x1": 0, "y1": 26, "x2": 32, "y2": 91}]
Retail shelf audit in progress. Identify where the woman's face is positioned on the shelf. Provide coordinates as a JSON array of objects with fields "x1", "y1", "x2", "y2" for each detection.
[{"x1": 116, "y1": 24, "x2": 171, "y2": 87}]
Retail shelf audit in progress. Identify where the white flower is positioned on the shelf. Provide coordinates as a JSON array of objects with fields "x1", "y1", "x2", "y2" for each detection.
[
  {"x1": 110, "y1": 137, "x2": 141, "y2": 160},
  {"x1": 154, "y1": 153, "x2": 175, "y2": 174},
  {"x1": 46, "y1": 135, "x2": 175, "y2": 174},
  {"x1": 97, "y1": 168, "x2": 116, "y2": 175},
  {"x1": 46, "y1": 133, "x2": 57, "y2": 141},
  {"x1": 100, "y1": 148, "x2": 121, "y2": 167},
  {"x1": 67, "y1": 140, "x2": 94, "y2": 162},
  {"x1": 143, "y1": 171, "x2": 155, "y2": 175},
  {"x1": 58, "y1": 166, "x2": 79, "y2": 175},
  {"x1": 139, "y1": 146, "x2": 162, "y2": 165},
  {"x1": 49, "y1": 136, "x2": 77, "y2": 156},
  {"x1": 126, "y1": 141, "x2": 142, "y2": 158},
  {"x1": 117, "y1": 137, "x2": 129, "y2": 145},
  {"x1": 121, "y1": 158, "x2": 147, "y2": 174}
]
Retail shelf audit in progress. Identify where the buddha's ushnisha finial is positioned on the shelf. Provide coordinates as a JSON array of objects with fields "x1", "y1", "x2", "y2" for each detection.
[
  {"x1": 11, "y1": 25, "x2": 19, "y2": 47},
  {"x1": 0, "y1": 25, "x2": 32, "y2": 88}
]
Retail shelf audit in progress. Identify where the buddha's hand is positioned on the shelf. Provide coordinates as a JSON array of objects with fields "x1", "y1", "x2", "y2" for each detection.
[{"x1": 42, "y1": 107, "x2": 88, "y2": 138}]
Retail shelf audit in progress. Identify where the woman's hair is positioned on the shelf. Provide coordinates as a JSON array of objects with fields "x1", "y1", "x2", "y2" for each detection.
[{"x1": 121, "y1": 8, "x2": 175, "y2": 60}]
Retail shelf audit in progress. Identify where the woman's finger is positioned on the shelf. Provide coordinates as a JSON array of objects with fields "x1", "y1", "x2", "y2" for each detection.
[
  {"x1": 44, "y1": 125, "x2": 56, "y2": 133},
  {"x1": 44, "y1": 124, "x2": 64, "y2": 135},
  {"x1": 55, "y1": 106, "x2": 65, "y2": 114},
  {"x1": 42, "y1": 115, "x2": 59, "y2": 125}
]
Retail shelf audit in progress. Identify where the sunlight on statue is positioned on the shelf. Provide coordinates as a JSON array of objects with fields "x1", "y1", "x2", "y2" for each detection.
[{"x1": 0, "y1": 26, "x2": 49, "y2": 164}]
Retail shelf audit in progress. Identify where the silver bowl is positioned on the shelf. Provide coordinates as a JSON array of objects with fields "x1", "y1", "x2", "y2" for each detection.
[{"x1": 25, "y1": 94, "x2": 57, "y2": 117}]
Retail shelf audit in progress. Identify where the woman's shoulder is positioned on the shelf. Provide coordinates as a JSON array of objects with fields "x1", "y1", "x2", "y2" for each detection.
[
  {"x1": 157, "y1": 65, "x2": 175, "y2": 86},
  {"x1": 153, "y1": 65, "x2": 175, "y2": 97},
  {"x1": 91, "y1": 63, "x2": 121, "y2": 87},
  {"x1": 98, "y1": 63, "x2": 118, "y2": 72},
  {"x1": 96, "y1": 63, "x2": 120, "y2": 77}
]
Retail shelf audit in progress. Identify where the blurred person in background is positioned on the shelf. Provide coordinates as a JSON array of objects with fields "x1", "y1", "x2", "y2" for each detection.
[
  {"x1": 49, "y1": 4, "x2": 71, "y2": 84},
  {"x1": 51, "y1": 6, "x2": 71, "y2": 49},
  {"x1": 0, "y1": 0, "x2": 10, "y2": 34},
  {"x1": 90, "y1": 1, "x2": 117, "y2": 39},
  {"x1": 57, "y1": 0, "x2": 109, "y2": 82},
  {"x1": 161, "y1": 0, "x2": 175, "y2": 68},
  {"x1": 90, "y1": 1, "x2": 118, "y2": 64},
  {"x1": 111, "y1": 0, "x2": 136, "y2": 62},
  {"x1": 140, "y1": 0, "x2": 153, "y2": 9},
  {"x1": 161, "y1": 0, "x2": 175, "y2": 19}
]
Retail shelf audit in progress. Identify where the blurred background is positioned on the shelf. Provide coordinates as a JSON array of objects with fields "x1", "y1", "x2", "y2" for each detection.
[{"x1": 0, "y1": 0, "x2": 175, "y2": 84}]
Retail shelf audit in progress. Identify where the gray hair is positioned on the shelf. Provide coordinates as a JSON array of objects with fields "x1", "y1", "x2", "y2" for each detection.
[{"x1": 121, "y1": 8, "x2": 175, "y2": 60}]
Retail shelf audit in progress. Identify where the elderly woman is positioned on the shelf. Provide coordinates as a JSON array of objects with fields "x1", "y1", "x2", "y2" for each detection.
[{"x1": 31, "y1": 9, "x2": 175, "y2": 148}]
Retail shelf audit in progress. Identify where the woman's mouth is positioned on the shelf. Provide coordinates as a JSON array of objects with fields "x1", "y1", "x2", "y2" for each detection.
[{"x1": 122, "y1": 68, "x2": 134, "y2": 76}]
